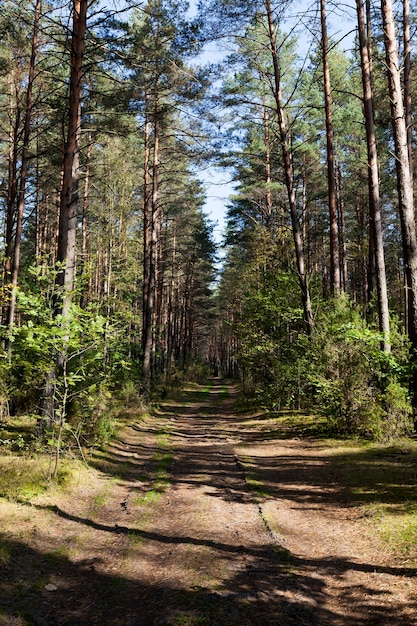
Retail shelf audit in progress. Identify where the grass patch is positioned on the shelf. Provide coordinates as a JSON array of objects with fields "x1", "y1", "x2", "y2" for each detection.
[
  {"x1": 44, "y1": 544, "x2": 71, "y2": 565},
  {"x1": 157, "y1": 422, "x2": 172, "y2": 449},
  {"x1": 199, "y1": 385, "x2": 231, "y2": 415},
  {"x1": 329, "y1": 441, "x2": 417, "y2": 507},
  {"x1": 219, "y1": 385, "x2": 230, "y2": 401},
  {"x1": 133, "y1": 413, "x2": 174, "y2": 512},
  {"x1": 379, "y1": 503, "x2": 417, "y2": 557},
  {"x1": 0, "y1": 451, "x2": 93, "y2": 504},
  {"x1": 89, "y1": 486, "x2": 110, "y2": 514},
  {"x1": 236, "y1": 406, "x2": 417, "y2": 562},
  {"x1": 325, "y1": 440, "x2": 417, "y2": 562},
  {"x1": 237, "y1": 454, "x2": 271, "y2": 498},
  {"x1": 244, "y1": 411, "x2": 332, "y2": 440},
  {"x1": 246, "y1": 475, "x2": 269, "y2": 498},
  {"x1": 166, "y1": 612, "x2": 207, "y2": 625},
  {"x1": 0, "y1": 415, "x2": 37, "y2": 450},
  {"x1": 0, "y1": 456, "x2": 51, "y2": 501},
  {"x1": 128, "y1": 529, "x2": 145, "y2": 548},
  {"x1": 178, "y1": 383, "x2": 213, "y2": 405},
  {"x1": 134, "y1": 451, "x2": 173, "y2": 508}
]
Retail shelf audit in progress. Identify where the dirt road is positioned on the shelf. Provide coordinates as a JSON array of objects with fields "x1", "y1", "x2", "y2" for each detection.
[{"x1": 1, "y1": 381, "x2": 416, "y2": 625}]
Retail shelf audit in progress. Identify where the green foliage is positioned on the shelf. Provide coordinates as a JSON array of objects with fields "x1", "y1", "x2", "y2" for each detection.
[
  {"x1": 1, "y1": 265, "x2": 141, "y2": 456},
  {"x1": 304, "y1": 297, "x2": 412, "y2": 439},
  {"x1": 226, "y1": 243, "x2": 308, "y2": 408},
  {"x1": 0, "y1": 456, "x2": 50, "y2": 501},
  {"x1": 227, "y1": 262, "x2": 412, "y2": 440}
]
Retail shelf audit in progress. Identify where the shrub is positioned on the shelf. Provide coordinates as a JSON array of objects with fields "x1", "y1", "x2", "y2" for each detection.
[{"x1": 305, "y1": 296, "x2": 413, "y2": 440}]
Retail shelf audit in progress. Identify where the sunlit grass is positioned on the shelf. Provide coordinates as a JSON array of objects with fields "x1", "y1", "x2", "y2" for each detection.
[
  {"x1": 179, "y1": 383, "x2": 213, "y2": 405},
  {"x1": 133, "y1": 405, "x2": 174, "y2": 511},
  {"x1": 235, "y1": 407, "x2": 417, "y2": 562},
  {"x1": 88, "y1": 485, "x2": 111, "y2": 514},
  {"x1": 379, "y1": 504, "x2": 417, "y2": 557},
  {"x1": 331, "y1": 443, "x2": 417, "y2": 562},
  {"x1": 0, "y1": 456, "x2": 50, "y2": 501}
]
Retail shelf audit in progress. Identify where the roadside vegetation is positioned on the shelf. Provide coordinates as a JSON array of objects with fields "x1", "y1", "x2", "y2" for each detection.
[
  {"x1": 1, "y1": 1, "x2": 417, "y2": 586},
  {"x1": 0, "y1": 385, "x2": 416, "y2": 563},
  {"x1": 234, "y1": 409, "x2": 417, "y2": 563}
]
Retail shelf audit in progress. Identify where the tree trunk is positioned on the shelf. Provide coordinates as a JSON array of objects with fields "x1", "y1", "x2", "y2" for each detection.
[
  {"x1": 263, "y1": 96, "x2": 273, "y2": 230},
  {"x1": 320, "y1": 0, "x2": 340, "y2": 296},
  {"x1": 6, "y1": 0, "x2": 42, "y2": 353},
  {"x1": 142, "y1": 96, "x2": 151, "y2": 376},
  {"x1": 56, "y1": 0, "x2": 87, "y2": 316},
  {"x1": 2, "y1": 76, "x2": 20, "y2": 327},
  {"x1": 265, "y1": 0, "x2": 314, "y2": 335},
  {"x1": 41, "y1": 0, "x2": 87, "y2": 428},
  {"x1": 381, "y1": 0, "x2": 417, "y2": 385},
  {"x1": 356, "y1": 0, "x2": 391, "y2": 352},
  {"x1": 336, "y1": 161, "x2": 348, "y2": 292},
  {"x1": 142, "y1": 104, "x2": 160, "y2": 386},
  {"x1": 80, "y1": 128, "x2": 92, "y2": 308},
  {"x1": 403, "y1": 0, "x2": 413, "y2": 179}
]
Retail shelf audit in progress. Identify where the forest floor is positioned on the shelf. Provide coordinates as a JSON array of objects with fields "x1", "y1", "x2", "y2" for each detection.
[{"x1": 1, "y1": 380, "x2": 417, "y2": 625}]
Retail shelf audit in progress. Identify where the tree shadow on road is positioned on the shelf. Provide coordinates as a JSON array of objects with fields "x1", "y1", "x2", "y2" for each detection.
[{"x1": 2, "y1": 520, "x2": 416, "y2": 626}]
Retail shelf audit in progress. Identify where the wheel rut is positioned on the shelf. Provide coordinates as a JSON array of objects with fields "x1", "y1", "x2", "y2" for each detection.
[{"x1": 1, "y1": 381, "x2": 416, "y2": 625}]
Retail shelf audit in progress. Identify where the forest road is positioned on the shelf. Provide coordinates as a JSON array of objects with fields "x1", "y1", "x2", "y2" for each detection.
[{"x1": 1, "y1": 380, "x2": 416, "y2": 625}]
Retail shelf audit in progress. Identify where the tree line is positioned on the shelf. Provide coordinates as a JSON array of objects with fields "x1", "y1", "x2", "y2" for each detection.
[
  {"x1": 0, "y1": 0, "x2": 216, "y2": 466},
  {"x1": 1, "y1": 0, "x2": 416, "y2": 457},
  {"x1": 210, "y1": 0, "x2": 417, "y2": 438}
]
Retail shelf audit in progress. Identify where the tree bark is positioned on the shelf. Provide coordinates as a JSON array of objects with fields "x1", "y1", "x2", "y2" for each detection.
[
  {"x1": 356, "y1": 0, "x2": 391, "y2": 352},
  {"x1": 263, "y1": 96, "x2": 273, "y2": 230},
  {"x1": 265, "y1": 0, "x2": 314, "y2": 335},
  {"x1": 80, "y1": 129, "x2": 93, "y2": 298},
  {"x1": 320, "y1": 0, "x2": 340, "y2": 296},
  {"x1": 381, "y1": 0, "x2": 417, "y2": 380},
  {"x1": 403, "y1": 0, "x2": 413, "y2": 179},
  {"x1": 2, "y1": 76, "x2": 20, "y2": 327},
  {"x1": 6, "y1": 0, "x2": 42, "y2": 352},
  {"x1": 41, "y1": 0, "x2": 87, "y2": 428},
  {"x1": 337, "y1": 162, "x2": 348, "y2": 292},
  {"x1": 142, "y1": 103, "x2": 160, "y2": 386},
  {"x1": 142, "y1": 98, "x2": 151, "y2": 380},
  {"x1": 56, "y1": 0, "x2": 87, "y2": 316}
]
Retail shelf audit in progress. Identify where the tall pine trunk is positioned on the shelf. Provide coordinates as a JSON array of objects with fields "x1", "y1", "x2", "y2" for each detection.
[
  {"x1": 320, "y1": 0, "x2": 340, "y2": 296},
  {"x1": 142, "y1": 104, "x2": 160, "y2": 387},
  {"x1": 263, "y1": 96, "x2": 273, "y2": 230},
  {"x1": 265, "y1": 0, "x2": 314, "y2": 335},
  {"x1": 381, "y1": 0, "x2": 417, "y2": 393},
  {"x1": 356, "y1": 0, "x2": 390, "y2": 352},
  {"x1": 142, "y1": 98, "x2": 151, "y2": 383},
  {"x1": 56, "y1": 0, "x2": 87, "y2": 316},
  {"x1": 2, "y1": 77, "x2": 20, "y2": 327},
  {"x1": 6, "y1": 0, "x2": 42, "y2": 353},
  {"x1": 403, "y1": 0, "x2": 413, "y2": 178},
  {"x1": 41, "y1": 0, "x2": 87, "y2": 428}
]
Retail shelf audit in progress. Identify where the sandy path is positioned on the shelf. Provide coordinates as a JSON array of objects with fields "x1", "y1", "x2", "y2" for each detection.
[{"x1": 0, "y1": 381, "x2": 416, "y2": 625}]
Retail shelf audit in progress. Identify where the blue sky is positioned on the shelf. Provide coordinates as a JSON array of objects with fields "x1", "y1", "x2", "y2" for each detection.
[{"x1": 188, "y1": 0, "x2": 357, "y2": 246}]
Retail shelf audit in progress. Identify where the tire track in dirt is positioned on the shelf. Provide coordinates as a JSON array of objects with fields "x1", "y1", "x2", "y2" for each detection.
[
  {"x1": 121, "y1": 382, "x2": 327, "y2": 625},
  {"x1": 134, "y1": 380, "x2": 417, "y2": 625},
  {"x1": 1, "y1": 381, "x2": 416, "y2": 625}
]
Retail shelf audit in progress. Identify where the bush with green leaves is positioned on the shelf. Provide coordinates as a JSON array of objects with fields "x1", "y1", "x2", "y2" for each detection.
[
  {"x1": 2, "y1": 266, "x2": 137, "y2": 450},
  {"x1": 233, "y1": 270, "x2": 308, "y2": 408},
  {"x1": 304, "y1": 296, "x2": 412, "y2": 440},
  {"x1": 231, "y1": 269, "x2": 412, "y2": 439}
]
